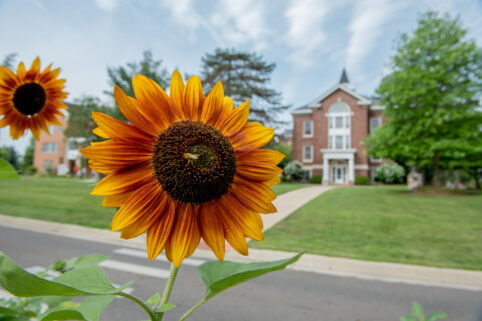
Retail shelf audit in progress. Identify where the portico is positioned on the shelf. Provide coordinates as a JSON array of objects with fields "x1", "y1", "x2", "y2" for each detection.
[{"x1": 321, "y1": 149, "x2": 356, "y2": 185}]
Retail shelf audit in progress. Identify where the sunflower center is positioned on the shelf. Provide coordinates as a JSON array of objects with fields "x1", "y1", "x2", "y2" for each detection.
[
  {"x1": 13, "y1": 83, "x2": 47, "y2": 116},
  {"x1": 153, "y1": 120, "x2": 236, "y2": 204}
]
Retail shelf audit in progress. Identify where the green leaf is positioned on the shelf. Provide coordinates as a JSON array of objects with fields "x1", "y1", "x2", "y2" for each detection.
[
  {"x1": 146, "y1": 293, "x2": 161, "y2": 307},
  {"x1": 49, "y1": 254, "x2": 109, "y2": 273},
  {"x1": 0, "y1": 307, "x2": 21, "y2": 316},
  {"x1": 426, "y1": 312, "x2": 447, "y2": 321},
  {"x1": 40, "y1": 296, "x2": 115, "y2": 321},
  {"x1": 400, "y1": 316, "x2": 418, "y2": 321},
  {"x1": 156, "y1": 303, "x2": 175, "y2": 313},
  {"x1": 38, "y1": 296, "x2": 72, "y2": 308},
  {"x1": 197, "y1": 252, "x2": 303, "y2": 299},
  {"x1": 0, "y1": 158, "x2": 19, "y2": 180},
  {"x1": 412, "y1": 302, "x2": 424, "y2": 319},
  {"x1": 0, "y1": 252, "x2": 130, "y2": 297}
]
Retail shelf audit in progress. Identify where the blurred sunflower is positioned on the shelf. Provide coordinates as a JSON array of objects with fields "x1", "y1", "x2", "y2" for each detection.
[
  {"x1": 0, "y1": 57, "x2": 68, "y2": 140},
  {"x1": 81, "y1": 71, "x2": 283, "y2": 267}
]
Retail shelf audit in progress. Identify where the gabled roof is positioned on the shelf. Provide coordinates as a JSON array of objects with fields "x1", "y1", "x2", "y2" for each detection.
[{"x1": 307, "y1": 83, "x2": 372, "y2": 108}]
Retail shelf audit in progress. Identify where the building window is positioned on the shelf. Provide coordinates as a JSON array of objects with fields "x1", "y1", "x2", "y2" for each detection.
[
  {"x1": 42, "y1": 142, "x2": 58, "y2": 153},
  {"x1": 68, "y1": 142, "x2": 77, "y2": 150},
  {"x1": 328, "y1": 102, "x2": 351, "y2": 150},
  {"x1": 303, "y1": 170, "x2": 311, "y2": 181},
  {"x1": 303, "y1": 145, "x2": 313, "y2": 162},
  {"x1": 303, "y1": 120, "x2": 313, "y2": 137},
  {"x1": 335, "y1": 135, "x2": 343, "y2": 149},
  {"x1": 43, "y1": 160, "x2": 54, "y2": 173},
  {"x1": 48, "y1": 125, "x2": 56, "y2": 134},
  {"x1": 370, "y1": 117, "x2": 382, "y2": 133}
]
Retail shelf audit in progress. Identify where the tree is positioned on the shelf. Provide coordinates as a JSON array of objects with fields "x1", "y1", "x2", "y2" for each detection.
[
  {"x1": 105, "y1": 50, "x2": 170, "y2": 121},
  {"x1": 64, "y1": 96, "x2": 114, "y2": 146},
  {"x1": 0, "y1": 146, "x2": 18, "y2": 169},
  {"x1": 364, "y1": 12, "x2": 482, "y2": 187},
  {"x1": 20, "y1": 138, "x2": 35, "y2": 173},
  {"x1": 200, "y1": 48, "x2": 289, "y2": 128},
  {"x1": 1, "y1": 53, "x2": 17, "y2": 68}
]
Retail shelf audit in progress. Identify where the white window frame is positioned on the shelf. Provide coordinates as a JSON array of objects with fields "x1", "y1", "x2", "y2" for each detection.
[
  {"x1": 328, "y1": 102, "x2": 351, "y2": 150},
  {"x1": 303, "y1": 120, "x2": 313, "y2": 138},
  {"x1": 303, "y1": 145, "x2": 313, "y2": 163},
  {"x1": 42, "y1": 142, "x2": 58, "y2": 154}
]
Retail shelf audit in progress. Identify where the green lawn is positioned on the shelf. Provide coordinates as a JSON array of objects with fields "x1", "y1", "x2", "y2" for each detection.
[
  {"x1": 251, "y1": 186, "x2": 482, "y2": 270},
  {"x1": 271, "y1": 183, "x2": 307, "y2": 196},
  {"x1": 0, "y1": 177, "x2": 304, "y2": 229},
  {"x1": 0, "y1": 176, "x2": 115, "y2": 229}
]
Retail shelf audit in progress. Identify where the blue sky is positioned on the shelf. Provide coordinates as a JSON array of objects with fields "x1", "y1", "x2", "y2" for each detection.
[{"x1": 0, "y1": 0, "x2": 481, "y2": 153}]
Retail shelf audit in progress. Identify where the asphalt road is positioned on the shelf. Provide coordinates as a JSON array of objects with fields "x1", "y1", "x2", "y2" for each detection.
[{"x1": 0, "y1": 226, "x2": 481, "y2": 321}]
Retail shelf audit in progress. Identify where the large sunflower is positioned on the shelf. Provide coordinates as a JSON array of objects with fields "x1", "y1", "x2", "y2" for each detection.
[
  {"x1": 0, "y1": 57, "x2": 68, "y2": 140},
  {"x1": 81, "y1": 71, "x2": 283, "y2": 267}
]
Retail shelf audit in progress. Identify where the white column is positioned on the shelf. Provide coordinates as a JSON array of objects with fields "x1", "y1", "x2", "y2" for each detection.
[
  {"x1": 323, "y1": 156, "x2": 329, "y2": 185},
  {"x1": 348, "y1": 156, "x2": 354, "y2": 184}
]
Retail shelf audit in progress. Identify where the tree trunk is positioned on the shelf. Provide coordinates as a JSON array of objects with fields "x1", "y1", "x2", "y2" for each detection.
[
  {"x1": 472, "y1": 169, "x2": 481, "y2": 190},
  {"x1": 433, "y1": 151, "x2": 441, "y2": 188}
]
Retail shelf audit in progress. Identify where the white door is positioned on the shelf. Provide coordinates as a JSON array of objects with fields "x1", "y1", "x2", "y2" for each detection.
[{"x1": 332, "y1": 165, "x2": 346, "y2": 184}]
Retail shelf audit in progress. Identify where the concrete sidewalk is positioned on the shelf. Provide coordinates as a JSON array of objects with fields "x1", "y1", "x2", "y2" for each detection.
[
  {"x1": 264, "y1": 185, "x2": 335, "y2": 230},
  {"x1": 1, "y1": 213, "x2": 481, "y2": 291}
]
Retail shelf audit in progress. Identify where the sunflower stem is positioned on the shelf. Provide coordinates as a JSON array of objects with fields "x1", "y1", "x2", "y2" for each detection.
[
  {"x1": 118, "y1": 292, "x2": 157, "y2": 321},
  {"x1": 177, "y1": 298, "x2": 208, "y2": 321},
  {"x1": 158, "y1": 263, "x2": 180, "y2": 321}
]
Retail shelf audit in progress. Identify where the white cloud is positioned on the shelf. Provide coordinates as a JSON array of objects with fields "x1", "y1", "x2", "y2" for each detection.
[
  {"x1": 94, "y1": 0, "x2": 118, "y2": 11},
  {"x1": 210, "y1": 0, "x2": 270, "y2": 50},
  {"x1": 345, "y1": 0, "x2": 404, "y2": 73},
  {"x1": 284, "y1": 0, "x2": 330, "y2": 68}
]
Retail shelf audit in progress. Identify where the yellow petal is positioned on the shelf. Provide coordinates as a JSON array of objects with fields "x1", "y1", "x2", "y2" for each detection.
[
  {"x1": 213, "y1": 200, "x2": 248, "y2": 256},
  {"x1": 236, "y1": 149, "x2": 285, "y2": 166},
  {"x1": 200, "y1": 81, "x2": 223, "y2": 125},
  {"x1": 222, "y1": 100, "x2": 249, "y2": 136},
  {"x1": 230, "y1": 122, "x2": 274, "y2": 152},
  {"x1": 219, "y1": 195, "x2": 264, "y2": 241},
  {"x1": 182, "y1": 75, "x2": 204, "y2": 120},
  {"x1": 169, "y1": 70, "x2": 185, "y2": 119},
  {"x1": 133, "y1": 74, "x2": 177, "y2": 130},
  {"x1": 91, "y1": 166, "x2": 153, "y2": 196},
  {"x1": 102, "y1": 192, "x2": 131, "y2": 207},
  {"x1": 80, "y1": 140, "x2": 152, "y2": 167},
  {"x1": 166, "y1": 203, "x2": 197, "y2": 267}
]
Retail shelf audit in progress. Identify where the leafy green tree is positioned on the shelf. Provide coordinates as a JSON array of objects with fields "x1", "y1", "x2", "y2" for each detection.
[
  {"x1": 365, "y1": 11, "x2": 482, "y2": 187},
  {"x1": 105, "y1": 50, "x2": 170, "y2": 121},
  {"x1": 20, "y1": 138, "x2": 35, "y2": 172},
  {"x1": 271, "y1": 142, "x2": 292, "y2": 170},
  {"x1": 0, "y1": 146, "x2": 18, "y2": 169},
  {"x1": 64, "y1": 96, "x2": 114, "y2": 146},
  {"x1": 200, "y1": 48, "x2": 289, "y2": 127}
]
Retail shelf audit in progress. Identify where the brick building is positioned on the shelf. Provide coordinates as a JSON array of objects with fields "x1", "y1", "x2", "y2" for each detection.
[
  {"x1": 33, "y1": 110, "x2": 84, "y2": 174},
  {"x1": 291, "y1": 70, "x2": 384, "y2": 184}
]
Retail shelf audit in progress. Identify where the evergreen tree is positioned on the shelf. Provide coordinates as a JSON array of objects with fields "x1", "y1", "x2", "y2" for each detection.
[
  {"x1": 200, "y1": 48, "x2": 289, "y2": 127},
  {"x1": 364, "y1": 12, "x2": 482, "y2": 187},
  {"x1": 105, "y1": 50, "x2": 170, "y2": 121},
  {"x1": 1, "y1": 53, "x2": 17, "y2": 68}
]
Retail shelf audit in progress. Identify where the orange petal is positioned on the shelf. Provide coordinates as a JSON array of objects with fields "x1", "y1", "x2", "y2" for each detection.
[
  {"x1": 219, "y1": 195, "x2": 264, "y2": 241},
  {"x1": 133, "y1": 74, "x2": 178, "y2": 130},
  {"x1": 169, "y1": 70, "x2": 186, "y2": 119},
  {"x1": 231, "y1": 177, "x2": 277, "y2": 214},
  {"x1": 236, "y1": 149, "x2": 285, "y2": 166},
  {"x1": 230, "y1": 122, "x2": 274, "y2": 152},
  {"x1": 114, "y1": 85, "x2": 159, "y2": 137},
  {"x1": 111, "y1": 180, "x2": 163, "y2": 231},
  {"x1": 213, "y1": 200, "x2": 248, "y2": 256},
  {"x1": 27, "y1": 57, "x2": 41, "y2": 80},
  {"x1": 91, "y1": 165, "x2": 154, "y2": 196},
  {"x1": 166, "y1": 203, "x2": 197, "y2": 267},
  {"x1": 146, "y1": 199, "x2": 176, "y2": 260},
  {"x1": 199, "y1": 202, "x2": 225, "y2": 261},
  {"x1": 200, "y1": 81, "x2": 223, "y2": 125},
  {"x1": 92, "y1": 111, "x2": 154, "y2": 147},
  {"x1": 236, "y1": 161, "x2": 283, "y2": 182},
  {"x1": 80, "y1": 140, "x2": 152, "y2": 166},
  {"x1": 222, "y1": 100, "x2": 249, "y2": 136},
  {"x1": 17, "y1": 62, "x2": 26, "y2": 79},
  {"x1": 182, "y1": 76, "x2": 204, "y2": 120},
  {"x1": 102, "y1": 192, "x2": 131, "y2": 207}
]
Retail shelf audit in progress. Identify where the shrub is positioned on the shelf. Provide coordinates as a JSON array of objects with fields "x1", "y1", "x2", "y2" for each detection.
[
  {"x1": 283, "y1": 161, "x2": 304, "y2": 182},
  {"x1": 25, "y1": 165, "x2": 37, "y2": 175},
  {"x1": 309, "y1": 175, "x2": 322, "y2": 184},
  {"x1": 355, "y1": 176, "x2": 370, "y2": 185},
  {"x1": 375, "y1": 161, "x2": 405, "y2": 184}
]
